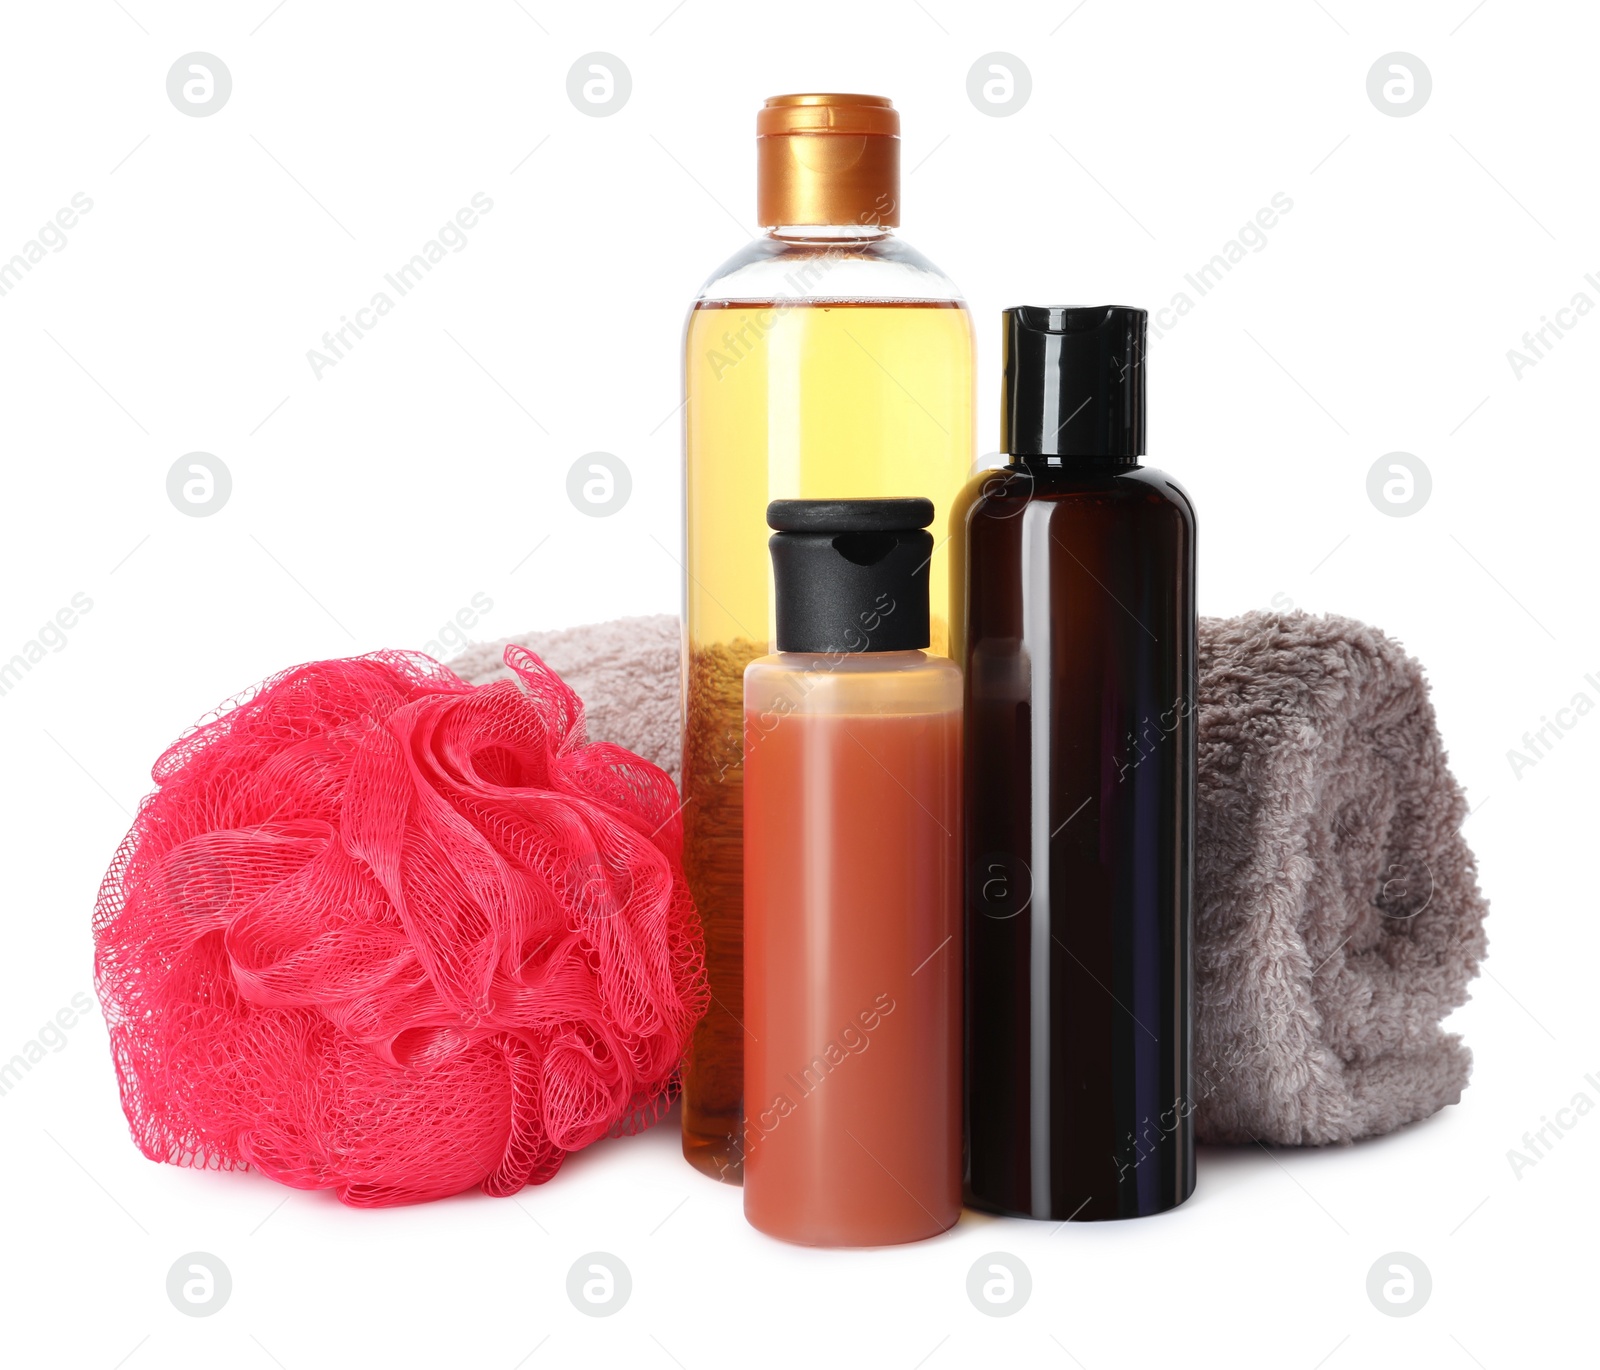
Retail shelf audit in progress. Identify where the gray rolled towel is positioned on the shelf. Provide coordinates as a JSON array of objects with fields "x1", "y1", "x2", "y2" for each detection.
[
  {"x1": 1192, "y1": 610, "x2": 1487, "y2": 1144},
  {"x1": 453, "y1": 610, "x2": 1488, "y2": 1146}
]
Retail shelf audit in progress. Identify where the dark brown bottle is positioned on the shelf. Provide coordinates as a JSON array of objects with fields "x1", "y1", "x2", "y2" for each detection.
[{"x1": 957, "y1": 306, "x2": 1196, "y2": 1221}]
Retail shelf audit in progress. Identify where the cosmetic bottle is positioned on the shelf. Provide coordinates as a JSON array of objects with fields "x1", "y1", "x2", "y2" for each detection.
[
  {"x1": 680, "y1": 94, "x2": 974, "y2": 1181},
  {"x1": 743, "y1": 498, "x2": 962, "y2": 1245},
  {"x1": 958, "y1": 307, "x2": 1196, "y2": 1220}
]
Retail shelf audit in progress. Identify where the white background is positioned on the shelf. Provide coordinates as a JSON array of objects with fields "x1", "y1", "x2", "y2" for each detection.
[{"x1": 1, "y1": 1, "x2": 1595, "y2": 1366}]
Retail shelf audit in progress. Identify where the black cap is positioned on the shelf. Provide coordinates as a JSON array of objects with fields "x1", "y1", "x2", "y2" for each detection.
[
  {"x1": 768, "y1": 498, "x2": 932, "y2": 653},
  {"x1": 1001, "y1": 305, "x2": 1147, "y2": 460}
]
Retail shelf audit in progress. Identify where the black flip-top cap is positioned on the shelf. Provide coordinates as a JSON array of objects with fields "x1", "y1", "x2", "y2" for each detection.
[
  {"x1": 767, "y1": 498, "x2": 932, "y2": 653},
  {"x1": 1001, "y1": 305, "x2": 1147, "y2": 460}
]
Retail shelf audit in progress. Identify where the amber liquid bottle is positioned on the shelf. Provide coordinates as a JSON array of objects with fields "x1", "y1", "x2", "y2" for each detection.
[
  {"x1": 743, "y1": 499, "x2": 962, "y2": 1245},
  {"x1": 957, "y1": 307, "x2": 1196, "y2": 1221},
  {"x1": 680, "y1": 95, "x2": 974, "y2": 1181}
]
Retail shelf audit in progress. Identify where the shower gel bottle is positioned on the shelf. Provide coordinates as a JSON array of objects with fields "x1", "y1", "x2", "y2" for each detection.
[
  {"x1": 743, "y1": 499, "x2": 962, "y2": 1245},
  {"x1": 680, "y1": 95, "x2": 974, "y2": 1182},
  {"x1": 959, "y1": 307, "x2": 1196, "y2": 1220}
]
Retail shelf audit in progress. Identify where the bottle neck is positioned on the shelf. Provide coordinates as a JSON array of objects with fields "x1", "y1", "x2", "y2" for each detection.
[
  {"x1": 1009, "y1": 453, "x2": 1141, "y2": 470},
  {"x1": 767, "y1": 224, "x2": 893, "y2": 243}
]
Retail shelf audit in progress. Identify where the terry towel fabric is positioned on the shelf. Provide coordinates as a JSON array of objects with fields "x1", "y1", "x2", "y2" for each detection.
[
  {"x1": 453, "y1": 610, "x2": 1488, "y2": 1146},
  {"x1": 1191, "y1": 610, "x2": 1487, "y2": 1144}
]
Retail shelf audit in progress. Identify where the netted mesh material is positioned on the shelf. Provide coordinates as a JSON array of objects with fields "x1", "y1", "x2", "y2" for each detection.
[{"x1": 92, "y1": 646, "x2": 707, "y2": 1207}]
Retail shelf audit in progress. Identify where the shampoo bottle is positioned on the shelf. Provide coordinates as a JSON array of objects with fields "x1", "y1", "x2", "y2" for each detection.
[
  {"x1": 959, "y1": 307, "x2": 1196, "y2": 1220},
  {"x1": 680, "y1": 95, "x2": 974, "y2": 1181},
  {"x1": 743, "y1": 498, "x2": 962, "y2": 1245}
]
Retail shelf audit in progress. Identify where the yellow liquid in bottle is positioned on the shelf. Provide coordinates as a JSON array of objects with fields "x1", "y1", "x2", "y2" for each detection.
[{"x1": 680, "y1": 298, "x2": 974, "y2": 1181}]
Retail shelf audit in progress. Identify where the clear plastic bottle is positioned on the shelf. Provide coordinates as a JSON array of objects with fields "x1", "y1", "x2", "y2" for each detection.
[{"x1": 680, "y1": 95, "x2": 974, "y2": 1181}]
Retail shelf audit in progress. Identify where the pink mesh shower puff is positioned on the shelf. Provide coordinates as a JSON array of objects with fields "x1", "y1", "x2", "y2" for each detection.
[{"x1": 92, "y1": 646, "x2": 708, "y2": 1207}]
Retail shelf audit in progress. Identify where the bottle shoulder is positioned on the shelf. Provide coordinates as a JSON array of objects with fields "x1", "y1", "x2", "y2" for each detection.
[
  {"x1": 961, "y1": 462, "x2": 1197, "y2": 530},
  {"x1": 694, "y1": 233, "x2": 966, "y2": 305},
  {"x1": 745, "y1": 650, "x2": 961, "y2": 717}
]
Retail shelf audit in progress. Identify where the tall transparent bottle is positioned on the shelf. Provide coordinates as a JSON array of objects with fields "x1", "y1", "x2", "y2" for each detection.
[{"x1": 681, "y1": 94, "x2": 974, "y2": 1181}]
